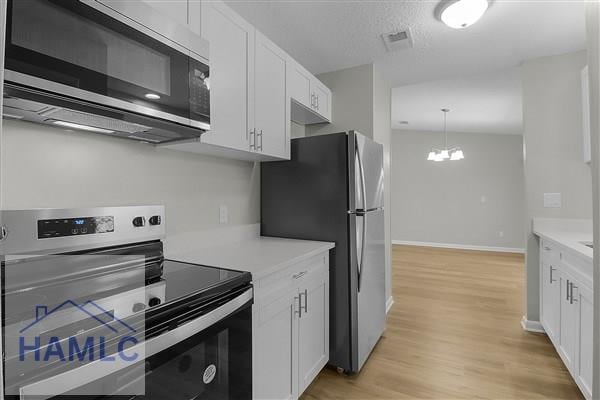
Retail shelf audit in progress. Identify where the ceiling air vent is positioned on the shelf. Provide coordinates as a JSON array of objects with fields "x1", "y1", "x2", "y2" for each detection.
[{"x1": 382, "y1": 28, "x2": 414, "y2": 52}]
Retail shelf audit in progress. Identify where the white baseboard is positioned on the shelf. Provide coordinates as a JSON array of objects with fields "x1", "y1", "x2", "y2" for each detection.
[
  {"x1": 520, "y1": 316, "x2": 545, "y2": 333},
  {"x1": 392, "y1": 240, "x2": 525, "y2": 254},
  {"x1": 386, "y1": 296, "x2": 394, "y2": 314}
]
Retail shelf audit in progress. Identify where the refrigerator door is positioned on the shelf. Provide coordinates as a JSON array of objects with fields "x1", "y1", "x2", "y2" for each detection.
[
  {"x1": 356, "y1": 208, "x2": 386, "y2": 371},
  {"x1": 352, "y1": 131, "x2": 384, "y2": 211}
]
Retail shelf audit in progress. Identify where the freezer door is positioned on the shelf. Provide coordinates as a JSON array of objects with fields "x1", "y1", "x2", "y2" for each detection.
[
  {"x1": 356, "y1": 208, "x2": 386, "y2": 371},
  {"x1": 352, "y1": 131, "x2": 384, "y2": 211}
]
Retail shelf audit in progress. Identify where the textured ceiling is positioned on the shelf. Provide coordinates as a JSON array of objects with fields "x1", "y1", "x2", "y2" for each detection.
[
  {"x1": 391, "y1": 67, "x2": 522, "y2": 134},
  {"x1": 225, "y1": 0, "x2": 586, "y2": 86}
]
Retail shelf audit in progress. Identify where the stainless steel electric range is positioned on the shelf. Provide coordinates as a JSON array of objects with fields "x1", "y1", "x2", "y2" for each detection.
[{"x1": 0, "y1": 206, "x2": 252, "y2": 400}]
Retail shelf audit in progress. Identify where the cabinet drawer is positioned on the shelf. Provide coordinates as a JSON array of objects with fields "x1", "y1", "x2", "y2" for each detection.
[
  {"x1": 541, "y1": 239, "x2": 559, "y2": 261},
  {"x1": 255, "y1": 253, "x2": 328, "y2": 303}
]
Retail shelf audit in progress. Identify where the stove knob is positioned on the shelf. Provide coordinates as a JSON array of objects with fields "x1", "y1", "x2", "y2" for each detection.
[
  {"x1": 149, "y1": 215, "x2": 162, "y2": 226},
  {"x1": 132, "y1": 302, "x2": 146, "y2": 313},
  {"x1": 132, "y1": 216, "x2": 146, "y2": 227},
  {"x1": 148, "y1": 297, "x2": 162, "y2": 307}
]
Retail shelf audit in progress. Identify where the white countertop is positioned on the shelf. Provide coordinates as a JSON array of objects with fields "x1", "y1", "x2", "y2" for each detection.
[
  {"x1": 532, "y1": 218, "x2": 593, "y2": 261},
  {"x1": 165, "y1": 229, "x2": 335, "y2": 280}
]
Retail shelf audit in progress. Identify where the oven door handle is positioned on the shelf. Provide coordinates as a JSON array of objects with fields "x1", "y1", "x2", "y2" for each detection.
[{"x1": 18, "y1": 288, "x2": 253, "y2": 399}]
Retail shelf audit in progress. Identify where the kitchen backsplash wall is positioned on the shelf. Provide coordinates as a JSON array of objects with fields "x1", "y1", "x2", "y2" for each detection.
[{"x1": 1, "y1": 120, "x2": 260, "y2": 236}]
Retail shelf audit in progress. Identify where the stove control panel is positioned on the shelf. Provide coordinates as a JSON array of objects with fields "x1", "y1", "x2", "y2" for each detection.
[{"x1": 38, "y1": 216, "x2": 114, "y2": 239}]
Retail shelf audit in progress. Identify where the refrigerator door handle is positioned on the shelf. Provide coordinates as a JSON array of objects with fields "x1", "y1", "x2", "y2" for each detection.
[
  {"x1": 356, "y1": 135, "x2": 368, "y2": 292},
  {"x1": 358, "y1": 212, "x2": 367, "y2": 292}
]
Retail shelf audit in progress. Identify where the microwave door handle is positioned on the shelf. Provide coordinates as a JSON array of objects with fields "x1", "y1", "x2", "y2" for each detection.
[{"x1": 18, "y1": 288, "x2": 253, "y2": 399}]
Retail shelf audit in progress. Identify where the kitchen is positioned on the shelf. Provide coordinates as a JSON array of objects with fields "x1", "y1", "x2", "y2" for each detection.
[{"x1": 0, "y1": 1, "x2": 598, "y2": 400}]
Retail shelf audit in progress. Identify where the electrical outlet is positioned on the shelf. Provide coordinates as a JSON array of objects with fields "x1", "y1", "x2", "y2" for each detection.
[
  {"x1": 219, "y1": 205, "x2": 228, "y2": 224},
  {"x1": 499, "y1": 231, "x2": 504, "y2": 238},
  {"x1": 544, "y1": 193, "x2": 562, "y2": 208}
]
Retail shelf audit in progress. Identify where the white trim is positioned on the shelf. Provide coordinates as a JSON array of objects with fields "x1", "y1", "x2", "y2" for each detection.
[
  {"x1": 392, "y1": 240, "x2": 525, "y2": 254},
  {"x1": 520, "y1": 316, "x2": 546, "y2": 333},
  {"x1": 386, "y1": 296, "x2": 394, "y2": 314}
]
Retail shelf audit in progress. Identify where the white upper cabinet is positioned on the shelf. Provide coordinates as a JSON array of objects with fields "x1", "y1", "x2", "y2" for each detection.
[
  {"x1": 161, "y1": 0, "x2": 331, "y2": 161},
  {"x1": 312, "y1": 79, "x2": 331, "y2": 121},
  {"x1": 138, "y1": 0, "x2": 201, "y2": 37},
  {"x1": 288, "y1": 62, "x2": 312, "y2": 109},
  {"x1": 199, "y1": 2, "x2": 251, "y2": 152},
  {"x1": 288, "y1": 58, "x2": 332, "y2": 124},
  {"x1": 252, "y1": 31, "x2": 289, "y2": 159}
]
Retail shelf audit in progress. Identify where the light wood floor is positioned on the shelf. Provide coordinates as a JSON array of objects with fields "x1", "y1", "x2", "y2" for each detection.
[{"x1": 301, "y1": 245, "x2": 584, "y2": 400}]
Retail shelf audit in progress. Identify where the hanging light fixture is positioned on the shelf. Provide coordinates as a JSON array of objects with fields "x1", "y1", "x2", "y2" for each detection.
[{"x1": 427, "y1": 108, "x2": 465, "y2": 162}]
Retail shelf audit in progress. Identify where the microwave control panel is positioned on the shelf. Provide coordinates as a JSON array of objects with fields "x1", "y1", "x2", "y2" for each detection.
[{"x1": 37, "y1": 216, "x2": 114, "y2": 239}]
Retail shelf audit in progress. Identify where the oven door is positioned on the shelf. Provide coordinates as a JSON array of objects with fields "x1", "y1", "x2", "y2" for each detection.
[
  {"x1": 4, "y1": 0, "x2": 210, "y2": 131},
  {"x1": 14, "y1": 288, "x2": 253, "y2": 400}
]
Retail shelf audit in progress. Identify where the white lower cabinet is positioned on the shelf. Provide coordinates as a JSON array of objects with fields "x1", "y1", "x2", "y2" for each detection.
[
  {"x1": 297, "y1": 266, "x2": 329, "y2": 394},
  {"x1": 574, "y1": 283, "x2": 594, "y2": 399},
  {"x1": 540, "y1": 247, "x2": 561, "y2": 344},
  {"x1": 539, "y1": 239, "x2": 593, "y2": 400},
  {"x1": 558, "y1": 270, "x2": 577, "y2": 371},
  {"x1": 253, "y1": 253, "x2": 330, "y2": 400}
]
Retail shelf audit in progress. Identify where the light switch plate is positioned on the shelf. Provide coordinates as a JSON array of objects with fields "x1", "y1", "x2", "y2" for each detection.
[
  {"x1": 219, "y1": 205, "x2": 228, "y2": 224},
  {"x1": 544, "y1": 193, "x2": 562, "y2": 208}
]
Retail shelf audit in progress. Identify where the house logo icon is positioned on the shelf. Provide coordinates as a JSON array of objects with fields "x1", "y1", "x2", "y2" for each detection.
[{"x1": 19, "y1": 300, "x2": 140, "y2": 363}]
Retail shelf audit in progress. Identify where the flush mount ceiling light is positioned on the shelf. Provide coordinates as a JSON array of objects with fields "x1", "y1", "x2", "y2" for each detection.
[
  {"x1": 438, "y1": 0, "x2": 489, "y2": 29},
  {"x1": 427, "y1": 109, "x2": 465, "y2": 162},
  {"x1": 144, "y1": 93, "x2": 161, "y2": 100}
]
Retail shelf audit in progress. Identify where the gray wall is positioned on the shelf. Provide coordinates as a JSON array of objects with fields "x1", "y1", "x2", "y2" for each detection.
[
  {"x1": 392, "y1": 130, "x2": 525, "y2": 250},
  {"x1": 373, "y1": 63, "x2": 393, "y2": 308},
  {"x1": 1, "y1": 120, "x2": 260, "y2": 235},
  {"x1": 522, "y1": 50, "x2": 592, "y2": 321}
]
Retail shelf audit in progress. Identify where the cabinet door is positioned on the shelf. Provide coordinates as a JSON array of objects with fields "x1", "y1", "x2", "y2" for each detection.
[
  {"x1": 574, "y1": 283, "x2": 593, "y2": 399},
  {"x1": 541, "y1": 261, "x2": 561, "y2": 344},
  {"x1": 288, "y1": 62, "x2": 312, "y2": 109},
  {"x1": 253, "y1": 31, "x2": 289, "y2": 159},
  {"x1": 140, "y1": 0, "x2": 188, "y2": 28},
  {"x1": 200, "y1": 2, "x2": 251, "y2": 151},
  {"x1": 254, "y1": 291, "x2": 299, "y2": 400},
  {"x1": 297, "y1": 270, "x2": 329, "y2": 395},
  {"x1": 558, "y1": 271, "x2": 577, "y2": 372},
  {"x1": 312, "y1": 80, "x2": 331, "y2": 121}
]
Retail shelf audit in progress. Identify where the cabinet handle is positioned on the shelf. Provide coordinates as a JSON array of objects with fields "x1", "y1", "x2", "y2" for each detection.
[
  {"x1": 566, "y1": 280, "x2": 570, "y2": 301},
  {"x1": 570, "y1": 283, "x2": 578, "y2": 304},
  {"x1": 293, "y1": 271, "x2": 307, "y2": 280},
  {"x1": 249, "y1": 129, "x2": 256, "y2": 150},
  {"x1": 302, "y1": 289, "x2": 308, "y2": 313},
  {"x1": 316, "y1": 95, "x2": 319, "y2": 110},
  {"x1": 295, "y1": 295, "x2": 302, "y2": 318},
  {"x1": 544, "y1": 246, "x2": 552, "y2": 251},
  {"x1": 311, "y1": 93, "x2": 316, "y2": 108},
  {"x1": 550, "y1": 266, "x2": 557, "y2": 283},
  {"x1": 258, "y1": 129, "x2": 263, "y2": 151}
]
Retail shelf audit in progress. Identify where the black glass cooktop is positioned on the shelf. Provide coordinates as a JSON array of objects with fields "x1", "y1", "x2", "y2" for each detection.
[{"x1": 160, "y1": 259, "x2": 250, "y2": 305}]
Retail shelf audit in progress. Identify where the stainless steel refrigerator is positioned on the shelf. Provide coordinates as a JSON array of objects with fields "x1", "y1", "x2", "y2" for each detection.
[{"x1": 261, "y1": 131, "x2": 386, "y2": 374}]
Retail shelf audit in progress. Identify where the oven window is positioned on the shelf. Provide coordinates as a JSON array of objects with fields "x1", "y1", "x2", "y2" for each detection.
[
  {"x1": 31, "y1": 302, "x2": 253, "y2": 400},
  {"x1": 5, "y1": 0, "x2": 193, "y2": 121}
]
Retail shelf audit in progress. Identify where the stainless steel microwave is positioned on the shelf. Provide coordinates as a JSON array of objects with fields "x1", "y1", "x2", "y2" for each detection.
[{"x1": 2, "y1": 0, "x2": 210, "y2": 144}]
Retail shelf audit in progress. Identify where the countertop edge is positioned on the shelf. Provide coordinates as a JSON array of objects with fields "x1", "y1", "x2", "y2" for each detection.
[
  {"x1": 250, "y1": 242, "x2": 335, "y2": 280},
  {"x1": 533, "y1": 228, "x2": 593, "y2": 262}
]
